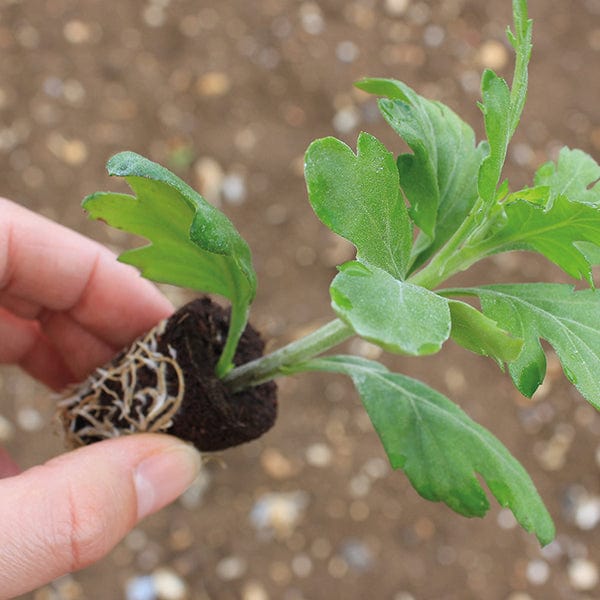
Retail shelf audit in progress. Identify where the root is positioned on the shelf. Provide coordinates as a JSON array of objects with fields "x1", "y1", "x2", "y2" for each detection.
[{"x1": 57, "y1": 318, "x2": 186, "y2": 447}]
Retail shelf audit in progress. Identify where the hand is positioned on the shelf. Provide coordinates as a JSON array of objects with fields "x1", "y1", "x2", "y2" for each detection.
[{"x1": 0, "y1": 198, "x2": 202, "y2": 598}]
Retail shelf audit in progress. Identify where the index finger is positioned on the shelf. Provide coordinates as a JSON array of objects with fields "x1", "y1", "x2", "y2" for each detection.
[{"x1": 0, "y1": 198, "x2": 174, "y2": 349}]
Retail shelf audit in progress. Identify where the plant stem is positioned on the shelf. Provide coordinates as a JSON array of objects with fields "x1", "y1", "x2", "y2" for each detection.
[{"x1": 223, "y1": 318, "x2": 354, "y2": 392}]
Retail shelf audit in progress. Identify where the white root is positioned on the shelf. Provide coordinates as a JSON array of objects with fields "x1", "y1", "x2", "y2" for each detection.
[{"x1": 57, "y1": 318, "x2": 186, "y2": 448}]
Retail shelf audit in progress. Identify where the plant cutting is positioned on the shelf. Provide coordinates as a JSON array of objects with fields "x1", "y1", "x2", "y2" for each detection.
[{"x1": 57, "y1": 0, "x2": 600, "y2": 547}]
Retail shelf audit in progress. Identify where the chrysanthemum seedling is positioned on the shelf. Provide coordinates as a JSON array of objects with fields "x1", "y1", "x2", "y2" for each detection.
[{"x1": 59, "y1": 0, "x2": 600, "y2": 546}]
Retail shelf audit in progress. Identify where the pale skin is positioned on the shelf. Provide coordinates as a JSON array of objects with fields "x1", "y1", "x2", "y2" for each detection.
[{"x1": 0, "y1": 198, "x2": 202, "y2": 599}]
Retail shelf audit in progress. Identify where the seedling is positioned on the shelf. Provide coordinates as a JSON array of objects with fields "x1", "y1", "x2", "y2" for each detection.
[{"x1": 59, "y1": 0, "x2": 600, "y2": 546}]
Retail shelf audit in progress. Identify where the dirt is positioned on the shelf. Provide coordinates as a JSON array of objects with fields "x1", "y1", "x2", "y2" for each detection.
[
  {"x1": 1, "y1": 0, "x2": 600, "y2": 599},
  {"x1": 59, "y1": 297, "x2": 277, "y2": 452}
]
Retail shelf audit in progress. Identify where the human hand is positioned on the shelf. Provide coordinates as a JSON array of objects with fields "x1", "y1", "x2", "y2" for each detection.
[{"x1": 0, "y1": 198, "x2": 202, "y2": 598}]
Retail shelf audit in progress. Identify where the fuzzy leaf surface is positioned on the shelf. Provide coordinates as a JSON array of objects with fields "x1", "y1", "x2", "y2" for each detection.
[
  {"x1": 294, "y1": 355, "x2": 554, "y2": 546},
  {"x1": 448, "y1": 284, "x2": 600, "y2": 406},
  {"x1": 534, "y1": 147, "x2": 600, "y2": 206},
  {"x1": 304, "y1": 132, "x2": 411, "y2": 279},
  {"x1": 448, "y1": 299, "x2": 523, "y2": 365},
  {"x1": 356, "y1": 77, "x2": 486, "y2": 267},
  {"x1": 331, "y1": 261, "x2": 451, "y2": 355},
  {"x1": 477, "y1": 0, "x2": 532, "y2": 203},
  {"x1": 472, "y1": 194, "x2": 600, "y2": 284},
  {"x1": 83, "y1": 151, "x2": 256, "y2": 374}
]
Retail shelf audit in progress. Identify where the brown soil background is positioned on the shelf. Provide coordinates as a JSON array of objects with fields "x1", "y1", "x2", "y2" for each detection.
[{"x1": 2, "y1": 1, "x2": 600, "y2": 599}]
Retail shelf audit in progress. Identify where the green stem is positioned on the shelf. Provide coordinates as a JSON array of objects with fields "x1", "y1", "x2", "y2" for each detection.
[
  {"x1": 216, "y1": 303, "x2": 249, "y2": 378},
  {"x1": 223, "y1": 318, "x2": 354, "y2": 392}
]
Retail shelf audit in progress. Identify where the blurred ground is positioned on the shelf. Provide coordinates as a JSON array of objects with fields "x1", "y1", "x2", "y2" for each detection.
[{"x1": 2, "y1": 0, "x2": 600, "y2": 599}]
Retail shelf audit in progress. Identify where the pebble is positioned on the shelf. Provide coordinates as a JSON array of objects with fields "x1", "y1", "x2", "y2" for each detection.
[
  {"x1": 497, "y1": 508, "x2": 518, "y2": 530},
  {"x1": 16, "y1": 407, "x2": 44, "y2": 432},
  {"x1": 506, "y1": 594, "x2": 533, "y2": 600},
  {"x1": 385, "y1": 0, "x2": 410, "y2": 17},
  {"x1": 332, "y1": 105, "x2": 360, "y2": 134},
  {"x1": 125, "y1": 576, "x2": 156, "y2": 600},
  {"x1": 196, "y1": 72, "x2": 231, "y2": 97},
  {"x1": 241, "y1": 581, "x2": 270, "y2": 600},
  {"x1": 340, "y1": 539, "x2": 374, "y2": 572},
  {"x1": 250, "y1": 491, "x2": 309, "y2": 538},
  {"x1": 221, "y1": 173, "x2": 247, "y2": 205},
  {"x1": 477, "y1": 40, "x2": 509, "y2": 70},
  {"x1": 336, "y1": 41, "x2": 359, "y2": 63},
  {"x1": 216, "y1": 555, "x2": 248, "y2": 581},
  {"x1": 574, "y1": 495, "x2": 600, "y2": 530},
  {"x1": 261, "y1": 447, "x2": 296, "y2": 479},
  {"x1": 305, "y1": 442, "x2": 333, "y2": 467},
  {"x1": 46, "y1": 133, "x2": 88, "y2": 166},
  {"x1": 194, "y1": 157, "x2": 224, "y2": 205},
  {"x1": 423, "y1": 24, "x2": 445, "y2": 47},
  {"x1": 63, "y1": 20, "x2": 93, "y2": 44},
  {"x1": 291, "y1": 553, "x2": 313, "y2": 578},
  {"x1": 299, "y1": 3, "x2": 325, "y2": 35},
  {"x1": 153, "y1": 568, "x2": 188, "y2": 600},
  {"x1": 0, "y1": 414, "x2": 15, "y2": 442},
  {"x1": 525, "y1": 559, "x2": 550, "y2": 586},
  {"x1": 568, "y1": 558, "x2": 599, "y2": 591}
]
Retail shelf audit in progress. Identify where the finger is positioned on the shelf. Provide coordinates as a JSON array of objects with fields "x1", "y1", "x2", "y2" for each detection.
[
  {"x1": 0, "y1": 434, "x2": 201, "y2": 599},
  {"x1": 0, "y1": 446, "x2": 20, "y2": 478},
  {"x1": 0, "y1": 306, "x2": 74, "y2": 389},
  {"x1": 0, "y1": 198, "x2": 173, "y2": 349}
]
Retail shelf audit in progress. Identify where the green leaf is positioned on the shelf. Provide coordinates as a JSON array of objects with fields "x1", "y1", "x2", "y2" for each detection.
[
  {"x1": 304, "y1": 132, "x2": 411, "y2": 279},
  {"x1": 535, "y1": 147, "x2": 600, "y2": 206},
  {"x1": 448, "y1": 299, "x2": 523, "y2": 365},
  {"x1": 295, "y1": 355, "x2": 555, "y2": 546},
  {"x1": 356, "y1": 77, "x2": 486, "y2": 268},
  {"x1": 447, "y1": 284, "x2": 600, "y2": 405},
  {"x1": 83, "y1": 151, "x2": 256, "y2": 376},
  {"x1": 331, "y1": 261, "x2": 451, "y2": 355},
  {"x1": 477, "y1": 0, "x2": 532, "y2": 203},
  {"x1": 472, "y1": 193, "x2": 600, "y2": 284}
]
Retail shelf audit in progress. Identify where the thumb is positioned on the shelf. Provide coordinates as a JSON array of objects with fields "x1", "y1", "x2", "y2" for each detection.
[{"x1": 0, "y1": 434, "x2": 201, "y2": 599}]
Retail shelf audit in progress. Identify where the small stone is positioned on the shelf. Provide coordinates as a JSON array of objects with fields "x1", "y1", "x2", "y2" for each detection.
[
  {"x1": 16, "y1": 407, "x2": 44, "y2": 432},
  {"x1": 63, "y1": 20, "x2": 92, "y2": 44},
  {"x1": 261, "y1": 447, "x2": 296, "y2": 479},
  {"x1": 291, "y1": 553, "x2": 313, "y2": 578},
  {"x1": 241, "y1": 581, "x2": 269, "y2": 600},
  {"x1": 179, "y1": 469, "x2": 211, "y2": 510},
  {"x1": 336, "y1": 41, "x2": 359, "y2": 63},
  {"x1": 526, "y1": 559, "x2": 550, "y2": 586},
  {"x1": 305, "y1": 443, "x2": 332, "y2": 467},
  {"x1": 0, "y1": 414, "x2": 15, "y2": 442},
  {"x1": 505, "y1": 594, "x2": 533, "y2": 600},
  {"x1": 152, "y1": 568, "x2": 188, "y2": 600},
  {"x1": 477, "y1": 40, "x2": 509, "y2": 70},
  {"x1": 348, "y1": 473, "x2": 371, "y2": 498},
  {"x1": 299, "y1": 3, "x2": 324, "y2": 35},
  {"x1": 196, "y1": 72, "x2": 231, "y2": 97},
  {"x1": 340, "y1": 539, "x2": 374, "y2": 572},
  {"x1": 222, "y1": 173, "x2": 246, "y2": 205},
  {"x1": 250, "y1": 491, "x2": 309, "y2": 538},
  {"x1": 574, "y1": 496, "x2": 600, "y2": 530},
  {"x1": 143, "y1": 5, "x2": 167, "y2": 28},
  {"x1": 216, "y1": 556, "x2": 247, "y2": 581},
  {"x1": 125, "y1": 576, "x2": 156, "y2": 600},
  {"x1": 497, "y1": 508, "x2": 518, "y2": 530},
  {"x1": 423, "y1": 25, "x2": 445, "y2": 47},
  {"x1": 194, "y1": 157, "x2": 224, "y2": 205},
  {"x1": 332, "y1": 106, "x2": 360, "y2": 134},
  {"x1": 568, "y1": 558, "x2": 599, "y2": 591},
  {"x1": 385, "y1": 0, "x2": 410, "y2": 17},
  {"x1": 394, "y1": 594, "x2": 416, "y2": 600}
]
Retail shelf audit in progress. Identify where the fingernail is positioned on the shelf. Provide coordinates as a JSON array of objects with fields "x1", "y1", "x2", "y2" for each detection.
[{"x1": 134, "y1": 442, "x2": 202, "y2": 520}]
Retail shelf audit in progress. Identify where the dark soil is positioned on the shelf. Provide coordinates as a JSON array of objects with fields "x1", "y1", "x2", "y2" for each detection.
[
  {"x1": 60, "y1": 297, "x2": 277, "y2": 452},
  {"x1": 160, "y1": 298, "x2": 277, "y2": 451},
  {"x1": 2, "y1": 1, "x2": 600, "y2": 599}
]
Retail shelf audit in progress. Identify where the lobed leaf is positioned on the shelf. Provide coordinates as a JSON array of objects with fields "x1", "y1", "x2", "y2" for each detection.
[
  {"x1": 477, "y1": 0, "x2": 532, "y2": 203},
  {"x1": 83, "y1": 151, "x2": 256, "y2": 375},
  {"x1": 330, "y1": 261, "x2": 451, "y2": 355},
  {"x1": 304, "y1": 132, "x2": 411, "y2": 279},
  {"x1": 294, "y1": 355, "x2": 555, "y2": 546},
  {"x1": 534, "y1": 147, "x2": 600, "y2": 206},
  {"x1": 472, "y1": 193, "x2": 600, "y2": 285},
  {"x1": 356, "y1": 77, "x2": 486, "y2": 269},
  {"x1": 448, "y1": 299, "x2": 523, "y2": 365},
  {"x1": 446, "y1": 284, "x2": 600, "y2": 406}
]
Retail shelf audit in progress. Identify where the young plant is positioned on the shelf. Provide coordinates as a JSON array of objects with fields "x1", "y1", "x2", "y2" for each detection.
[{"x1": 58, "y1": 0, "x2": 600, "y2": 546}]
